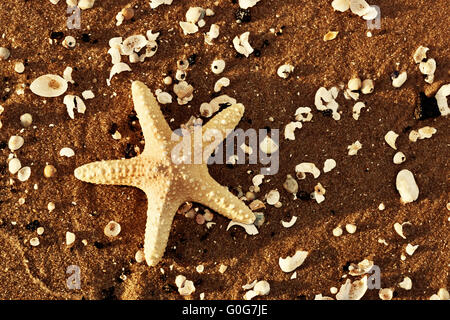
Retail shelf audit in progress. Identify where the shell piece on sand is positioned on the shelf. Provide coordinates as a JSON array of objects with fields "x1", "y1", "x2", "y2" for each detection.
[
  {"x1": 30, "y1": 74, "x2": 68, "y2": 97},
  {"x1": 396, "y1": 169, "x2": 419, "y2": 203}
]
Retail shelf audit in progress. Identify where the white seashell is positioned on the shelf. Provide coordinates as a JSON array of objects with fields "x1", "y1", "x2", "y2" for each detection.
[
  {"x1": 239, "y1": 0, "x2": 261, "y2": 9},
  {"x1": 60, "y1": 147, "x2": 75, "y2": 157},
  {"x1": 108, "y1": 47, "x2": 121, "y2": 64},
  {"x1": 179, "y1": 21, "x2": 199, "y2": 35},
  {"x1": 295, "y1": 162, "x2": 320, "y2": 178},
  {"x1": 350, "y1": 0, "x2": 371, "y2": 16},
  {"x1": 399, "y1": 277, "x2": 412, "y2": 290},
  {"x1": 435, "y1": 83, "x2": 450, "y2": 116},
  {"x1": 211, "y1": 59, "x2": 226, "y2": 74},
  {"x1": 392, "y1": 71, "x2": 407, "y2": 88},
  {"x1": 284, "y1": 121, "x2": 302, "y2": 140},
  {"x1": 253, "y1": 280, "x2": 270, "y2": 295},
  {"x1": 78, "y1": 0, "x2": 95, "y2": 10},
  {"x1": 64, "y1": 95, "x2": 86, "y2": 119},
  {"x1": 332, "y1": 0, "x2": 350, "y2": 12},
  {"x1": 323, "y1": 159, "x2": 337, "y2": 173},
  {"x1": 384, "y1": 130, "x2": 399, "y2": 150},
  {"x1": 259, "y1": 136, "x2": 279, "y2": 154},
  {"x1": 226, "y1": 221, "x2": 259, "y2": 235},
  {"x1": 8, "y1": 135, "x2": 24, "y2": 151},
  {"x1": 233, "y1": 32, "x2": 254, "y2": 57},
  {"x1": 277, "y1": 64, "x2": 294, "y2": 79},
  {"x1": 352, "y1": 102, "x2": 366, "y2": 120},
  {"x1": 109, "y1": 62, "x2": 131, "y2": 83},
  {"x1": 419, "y1": 58, "x2": 436, "y2": 75},
  {"x1": 279, "y1": 250, "x2": 308, "y2": 272},
  {"x1": 396, "y1": 169, "x2": 419, "y2": 203},
  {"x1": 30, "y1": 74, "x2": 68, "y2": 97},
  {"x1": 336, "y1": 276, "x2": 368, "y2": 300},
  {"x1": 185, "y1": 7, "x2": 205, "y2": 24},
  {"x1": 121, "y1": 35, "x2": 148, "y2": 55},
  {"x1": 8, "y1": 158, "x2": 22, "y2": 174},
  {"x1": 413, "y1": 46, "x2": 429, "y2": 63},
  {"x1": 281, "y1": 216, "x2": 297, "y2": 228},
  {"x1": 214, "y1": 77, "x2": 230, "y2": 92}
]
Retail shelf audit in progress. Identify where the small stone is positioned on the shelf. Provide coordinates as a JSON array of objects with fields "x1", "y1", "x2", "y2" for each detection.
[
  {"x1": 20, "y1": 113, "x2": 33, "y2": 127},
  {"x1": 18, "y1": 166, "x2": 31, "y2": 182},
  {"x1": 30, "y1": 237, "x2": 40, "y2": 247},
  {"x1": 396, "y1": 169, "x2": 419, "y2": 203},
  {"x1": 66, "y1": 231, "x2": 76, "y2": 246},
  {"x1": 348, "y1": 77, "x2": 362, "y2": 91},
  {"x1": 323, "y1": 31, "x2": 339, "y2": 41},
  {"x1": 60, "y1": 147, "x2": 75, "y2": 157},
  {"x1": 163, "y1": 76, "x2": 173, "y2": 85},
  {"x1": 0, "y1": 47, "x2": 10, "y2": 60},
  {"x1": 14, "y1": 62, "x2": 25, "y2": 74},
  {"x1": 219, "y1": 264, "x2": 228, "y2": 273},
  {"x1": 104, "y1": 221, "x2": 121, "y2": 237},
  {"x1": 121, "y1": 7, "x2": 134, "y2": 20},
  {"x1": 44, "y1": 165, "x2": 57, "y2": 178},
  {"x1": 332, "y1": 226, "x2": 343, "y2": 237},
  {"x1": 378, "y1": 203, "x2": 385, "y2": 210},
  {"x1": 8, "y1": 136, "x2": 24, "y2": 151},
  {"x1": 135, "y1": 250, "x2": 145, "y2": 263},
  {"x1": 345, "y1": 223, "x2": 357, "y2": 234},
  {"x1": 8, "y1": 158, "x2": 21, "y2": 174},
  {"x1": 195, "y1": 214, "x2": 205, "y2": 225},
  {"x1": 266, "y1": 190, "x2": 280, "y2": 205},
  {"x1": 48, "y1": 202, "x2": 55, "y2": 212}
]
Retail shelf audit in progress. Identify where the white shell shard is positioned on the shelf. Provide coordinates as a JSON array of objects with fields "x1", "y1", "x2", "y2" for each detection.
[
  {"x1": 60, "y1": 147, "x2": 75, "y2": 157},
  {"x1": 405, "y1": 243, "x2": 419, "y2": 256},
  {"x1": 109, "y1": 62, "x2": 131, "y2": 83},
  {"x1": 239, "y1": 0, "x2": 261, "y2": 9},
  {"x1": 279, "y1": 250, "x2": 308, "y2": 273},
  {"x1": 350, "y1": 0, "x2": 371, "y2": 16},
  {"x1": 392, "y1": 71, "x2": 407, "y2": 88},
  {"x1": 259, "y1": 136, "x2": 279, "y2": 154},
  {"x1": 284, "y1": 121, "x2": 302, "y2": 140},
  {"x1": 396, "y1": 169, "x2": 419, "y2": 203},
  {"x1": 121, "y1": 35, "x2": 148, "y2": 55},
  {"x1": 413, "y1": 46, "x2": 429, "y2": 63},
  {"x1": 347, "y1": 140, "x2": 362, "y2": 155},
  {"x1": 323, "y1": 159, "x2": 337, "y2": 173},
  {"x1": 205, "y1": 24, "x2": 220, "y2": 45},
  {"x1": 348, "y1": 259, "x2": 374, "y2": 276},
  {"x1": 332, "y1": 0, "x2": 350, "y2": 12},
  {"x1": 108, "y1": 47, "x2": 121, "y2": 64},
  {"x1": 394, "y1": 222, "x2": 411, "y2": 239},
  {"x1": 233, "y1": 32, "x2": 254, "y2": 57},
  {"x1": 63, "y1": 67, "x2": 74, "y2": 84},
  {"x1": 78, "y1": 0, "x2": 95, "y2": 10},
  {"x1": 214, "y1": 77, "x2": 230, "y2": 92},
  {"x1": 362, "y1": 5, "x2": 378, "y2": 20},
  {"x1": 242, "y1": 280, "x2": 257, "y2": 290},
  {"x1": 277, "y1": 64, "x2": 294, "y2": 79},
  {"x1": 419, "y1": 58, "x2": 436, "y2": 75},
  {"x1": 315, "y1": 294, "x2": 334, "y2": 300},
  {"x1": 295, "y1": 162, "x2": 320, "y2": 179},
  {"x1": 393, "y1": 151, "x2": 406, "y2": 164},
  {"x1": 281, "y1": 216, "x2": 297, "y2": 228},
  {"x1": 399, "y1": 277, "x2": 412, "y2": 290},
  {"x1": 243, "y1": 290, "x2": 259, "y2": 300},
  {"x1": 226, "y1": 221, "x2": 259, "y2": 235},
  {"x1": 179, "y1": 21, "x2": 199, "y2": 35},
  {"x1": 8, "y1": 135, "x2": 24, "y2": 151},
  {"x1": 64, "y1": 95, "x2": 86, "y2": 119},
  {"x1": 30, "y1": 74, "x2": 68, "y2": 97},
  {"x1": 253, "y1": 280, "x2": 270, "y2": 296},
  {"x1": 266, "y1": 189, "x2": 280, "y2": 205},
  {"x1": 150, "y1": 0, "x2": 173, "y2": 9},
  {"x1": 314, "y1": 87, "x2": 340, "y2": 120},
  {"x1": 379, "y1": 288, "x2": 394, "y2": 300},
  {"x1": 336, "y1": 276, "x2": 368, "y2": 300},
  {"x1": 8, "y1": 158, "x2": 21, "y2": 174},
  {"x1": 384, "y1": 130, "x2": 399, "y2": 150},
  {"x1": 435, "y1": 83, "x2": 450, "y2": 116},
  {"x1": 352, "y1": 102, "x2": 366, "y2": 120},
  {"x1": 295, "y1": 107, "x2": 313, "y2": 122}
]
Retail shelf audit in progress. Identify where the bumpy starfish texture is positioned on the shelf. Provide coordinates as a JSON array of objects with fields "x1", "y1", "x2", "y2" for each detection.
[{"x1": 74, "y1": 81, "x2": 255, "y2": 266}]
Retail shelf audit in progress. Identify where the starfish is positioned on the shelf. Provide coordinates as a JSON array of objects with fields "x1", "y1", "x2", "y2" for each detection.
[{"x1": 74, "y1": 81, "x2": 255, "y2": 266}]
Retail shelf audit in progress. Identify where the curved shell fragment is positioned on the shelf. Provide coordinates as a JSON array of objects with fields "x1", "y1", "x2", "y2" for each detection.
[
  {"x1": 30, "y1": 74, "x2": 68, "y2": 97},
  {"x1": 279, "y1": 250, "x2": 308, "y2": 273}
]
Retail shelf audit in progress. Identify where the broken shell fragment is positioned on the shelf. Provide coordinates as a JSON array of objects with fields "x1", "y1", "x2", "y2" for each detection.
[
  {"x1": 384, "y1": 130, "x2": 399, "y2": 150},
  {"x1": 336, "y1": 276, "x2": 368, "y2": 300},
  {"x1": 361, "y1": 79, "x2": 374, "y2": 94},
  {"x1": 227, "y1": 221, "x2": 258, "y2": 235},
  {"x1": 295, "y1": 162, "x2": 320, "y2": 179},
  {"x1": 392, "y1": 71, "x2": 407, "y2": 88},
  {"x1": 393, "y1": 151, "x2": 406, "y2": 164},
  {"x1": 413, "y1": 46, "x2": 429, "y2": 64},
  {"x1": 281, "y1": 216, "x2": 297, "y2": 228},
  {"x1": 332, "y1": 0, "x2": 350, "y2": 12},
  {"x1": 277, "y1": 64, "x2": 294, "y2": 78},
  {"x1": 396, "y1": 169, "x2": 419, "y2": 203},
  {"x1": 435, "y1": 83, "x2": 450, "y2": 116},
  {"x1": 30, "y1": 74, "x2": 68, "y2": 97},
  {"x1": 279, "y1": 250, "x2": 308, "y2": 273}
]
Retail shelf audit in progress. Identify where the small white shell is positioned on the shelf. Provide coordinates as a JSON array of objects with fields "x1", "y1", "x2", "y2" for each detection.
[
  {"x1": 226, "y1": 221, "x2": 259, "y2": 235},
  {"x1": 281, "y1": 216, "x2": 297, "y2": 228},
  {"x1": 284, "y1": 121, "x2": 302, "y2": 140},
  {"x1": 279, "y1": 250, "x2": 308, "y2": 273},
  {"x1": 30, "y1": 74, "x2": 68, "y2": 97},
  {"x1": 332, "y1": 0, "x2": 350, "y2": 12},
  {"x1": 336, "y1": 276, "x2": 368, "y2": 300},
  {"x1": 393, "y1": 152, "x2": 406, "y2": 164},
  {"x1": 399, "y1": 277, "x2": 412, "y2": 290},
  {"x1": 392, "y1": 71, "x2": 407, "y2": 88},
  {"x1": 295, "y1": 162, "x2": 320, "y2": 178},
  {"x1": 413, "y1": 46, "x2": 429, "y2": 64},
  {"x1": 121, "y1": 35, "x2": 148, "y2": 55},
  {"x1": 384, "y1": 130, "x2": 399, "y2": 150},
  {"x1": 277, "y1": 64, "x2": 294, "y2": 79},
  {"x1": 18, "y1": 166, "x2": 31, "y2": 182},
  {"x1": 104, "y1": 221, "x2": 121, "y2": 237}
]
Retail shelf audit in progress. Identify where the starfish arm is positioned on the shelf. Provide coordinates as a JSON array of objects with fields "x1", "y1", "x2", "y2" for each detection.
[
  {"x1": 201, "y1": 103, "x2": 245, "y2": 156},
  {"x1": 131, "y1": 81, "x2": 173, "y2": 156},
  {"x1": 74, "y1": 158, "x2": 143, "y2": 187},
  {"x1": 188, "y1": 173, "x2": 255, "y2": 224},
  {"x1": 142, "y1": 189, "x2": 182, "y2": 266}
]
